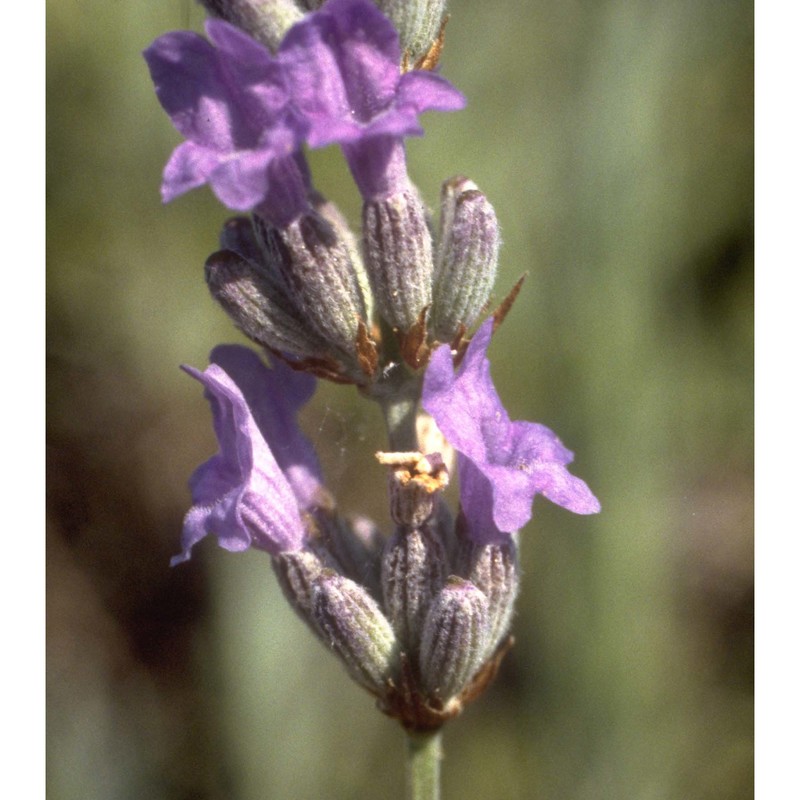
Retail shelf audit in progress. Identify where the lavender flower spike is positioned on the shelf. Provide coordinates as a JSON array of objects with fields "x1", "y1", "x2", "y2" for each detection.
[
  {"x1": 422, "y1": 319, "x2": 600, "y2": 545},
  {"x1": 174, "y1": 345, "x2": 324, "y2": 565},
  {"x1": 144, "y1": 19, "x2": 308, "y2": 220},
  {"x1": 279, "y1": 0, "x2": 465, "y2": 198}
]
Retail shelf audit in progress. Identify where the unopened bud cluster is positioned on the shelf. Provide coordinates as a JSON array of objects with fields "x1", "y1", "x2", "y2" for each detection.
[
  {"x1": 207, "y1": 172, "x2": 499, "y2": 385},
  {"x1": 273, "y1": 452, "x2": 519, "y2": 730}
]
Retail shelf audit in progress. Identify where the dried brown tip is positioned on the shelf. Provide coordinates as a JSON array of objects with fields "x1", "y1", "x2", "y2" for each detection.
[
  {"x1": 356, "y1": 318, "x2": 379, "y2": 379},
  {"x1": 414, "y1": 15, "x2": 450, "y2": 71},
  {"x1": 268, "y1": 349, "x2": 357, "y2": 385},
  {"x1": 398, "y1": 306, "x2": 431, "y2": 370},
  {"x1": 491, "y1": 273, "x2": 527, "y2": 333}
]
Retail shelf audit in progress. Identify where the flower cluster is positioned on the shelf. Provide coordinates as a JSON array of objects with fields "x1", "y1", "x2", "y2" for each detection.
[{"x1": 146, "y1": 0, "x2": 599, "y2": 730}]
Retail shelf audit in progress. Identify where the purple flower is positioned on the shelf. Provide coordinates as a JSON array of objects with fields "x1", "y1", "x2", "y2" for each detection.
[
  {"x1": 144, "y1": 20, "x2": 308, "y2": 218},
  {"x1": 279, "y1": 0, "x2": 463, "y2": 147},
  {"x1": 174, "y1": 345, "x2": 324, "y2": 565},
  {"x1": 278, "y1": 0, "x2": 465, "y2": 198},
  {"x1": 422, "y1": 319, "x2": 600, "y2": 545}
]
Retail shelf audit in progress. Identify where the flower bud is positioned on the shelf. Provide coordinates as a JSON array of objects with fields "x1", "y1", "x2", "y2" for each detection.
[
  {"x1": 380, "y1": 522, "x2": 448, "y2": 654},
  {"x1": 272, "y1": 547, "x2": 330, "y2": 620},
  {"x1": 311, "y1": 192, "x2": 374, "y2": 324},
  {"x1": 198, "y1": 0, "x2": 303, "y2": 52},
  {"x1": 253, "y1": 212, "x2": 370, "y2": 367},
  {"x1": 312, "y1": 572, "x2": 398, "y2": 694},
  {"x1": 432, "y1": 176, "x2": 500, "y2": 342},
  {"x1": 458, "y1": 535, "x2": 520, "y2": 654},
  {"x1": 312, "y1": 508, "x2": 384, "y2": 600},
  {"x1": 219, "y1": 216, "x2": 263, "y2": 263},
  {"x1": 373, "y1": 0, "x2": 447, "y2": 64},
  {"x1": 205, "y1": 249, "x2": 332, "y2": 360},
  {"x1": 419, "y1": 577, "x2": 490, "y2": 702},
  {"x1": 362, "y1": 187, "x2": 434, "y2": 333}
]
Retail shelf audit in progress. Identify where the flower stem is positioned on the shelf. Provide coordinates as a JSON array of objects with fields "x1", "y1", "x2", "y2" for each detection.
[
  {"x1": 406, "y1": 730, "x2": 442, "y2": 800},
  {"x1": 372, "y1": 364, "x2": 422, "y2": 451},
  {"x1": 380, "y1": 388, "x2": 419, "y2": 451}
]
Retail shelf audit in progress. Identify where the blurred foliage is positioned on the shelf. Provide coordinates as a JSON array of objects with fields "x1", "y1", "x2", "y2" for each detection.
[{"x1": 47, "y1": 1, "x2": 752, "y2": 798}]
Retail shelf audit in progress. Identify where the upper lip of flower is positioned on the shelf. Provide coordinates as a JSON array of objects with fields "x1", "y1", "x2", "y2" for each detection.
[
  {"x1": 173, "y1": 345, "x2": 326, "y2": 564},
  {"x1": 277, "y1": 0, "x2": 465, "y2": 149},
  {"x1": 144, "y1": 19, "x2": 307, "y2": 211}
]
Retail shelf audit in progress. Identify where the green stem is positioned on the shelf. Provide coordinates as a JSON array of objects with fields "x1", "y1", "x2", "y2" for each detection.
[
  {"x1": 406, "y1": 730, "x2": 442, "y2": 800},
  {"x1": 380, "y1": 388, "x2": 419, "y2": 450},
  {"x1": 373, "y1": 368, "x2": 422, "y2": 451}
]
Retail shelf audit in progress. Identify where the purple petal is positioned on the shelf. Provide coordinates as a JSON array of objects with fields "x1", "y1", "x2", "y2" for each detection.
[
  {"x1": 208, "y1": 345, "x2": 324, "y2": 511},
  {"x1": 526, "y1": 461, "x2": 601, "y2": 515},
  {"x1": 396, "y1": 71, "x2": 467, "y2": 115},
  {"x1": 422, "y1": 321, "x2": 508, "y2": 465},
  {"x1": 457, "y1": 456, "x2": 530, "y2": 540},
  {"x1": 145, "y1": 30, "x2": 237, "y2": 150},
  {"x1": 279, "y1": 0, "x2": 463, "y2": 148},
  {"x1": 340, "y1": 135, "x2": 411, "y2": 199},
  {"x1": 173, "y1": 357, "x2": 312, "y2": 565},
  {"x1": 205, "y1": 18, "x2": 277, "y2": 68},
  {"x1": 161, "y1": 142, "x2": 224, "y2": 203},
  {"x1": 205, "y1": 148, "x2": 278, "y2": 212},
  {"x1": 144, "y1": 21, "x2": 304, "y2": 212},
  {"x1": 422, "y1": 318, "x2": 600, "y2": 544},
  {"x1": 146, "y1": 24, "x2": 281, "y2": 151}
]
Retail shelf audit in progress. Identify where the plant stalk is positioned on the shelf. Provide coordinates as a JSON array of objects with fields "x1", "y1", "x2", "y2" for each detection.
[
  {"x1": 406, "y1": 730, "x2": 442, "y2": 800},
  {"x1": 373, "y1": 365, "x2": 422, "y2": 452}
]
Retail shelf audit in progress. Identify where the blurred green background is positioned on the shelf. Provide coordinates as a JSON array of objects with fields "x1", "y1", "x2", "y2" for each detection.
[{"x1": 47, "y1": 1, "x2": 753, "y2": 798}]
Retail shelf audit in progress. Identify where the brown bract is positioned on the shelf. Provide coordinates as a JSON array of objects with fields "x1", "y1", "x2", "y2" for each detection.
[
  {"x1": 451, "y1": 274, "x2": 528, "y2": 368},
  {"x1": 356, "y1": 319, "x2": 380, "y2": 378},
  {"x1": 269, "y1": 349, "x2": 359, "y2": 385},
  {"x1": 397, "y1": 306, "x2": 431, "y2": 369},
  {"x1": 491, "y1": 273, "x2": 527, "y2": 333}
]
